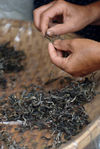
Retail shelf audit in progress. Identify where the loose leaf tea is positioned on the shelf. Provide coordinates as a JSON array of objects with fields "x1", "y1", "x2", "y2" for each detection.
[
  {"x1": 0, "y1": 129, "x2": 28, "y2": 149},
  {"x1": 45, "y1": 34, "x2": 64, "y2": 43},
  {"x1": 0, "y1": 42, "x2": 26, "y2": 89},
  {"x1": 0, "y1": 77, "x2": 96, "y2": 149},
  {"x1": 45, "y1": 34, "x2": 69, "y2": 58}
]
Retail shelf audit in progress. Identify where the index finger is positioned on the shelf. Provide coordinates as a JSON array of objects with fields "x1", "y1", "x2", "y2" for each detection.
[
  {"x1": 40, "y1": 1, "x2": 64, "y2": 35},
  {"x1": 33, "y1": 2, "x2": 55, "y2": 30}
]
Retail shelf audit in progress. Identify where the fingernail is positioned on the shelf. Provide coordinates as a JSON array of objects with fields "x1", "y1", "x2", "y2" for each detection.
[
  {"x1": 49, "y1": 42, "x2": 53, "y2": 47},
  {"x1": 47, "y1": 30, "x2": 54, "y2": 36}
]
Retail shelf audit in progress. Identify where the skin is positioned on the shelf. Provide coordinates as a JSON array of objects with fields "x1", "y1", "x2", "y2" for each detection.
[
  {"x1": 48, "y1": 39, "x2": 100, "y2": 77},
  {"x1": 33, "y1": 0, "x2": 100, "y2": 77},
  {"x1": 33, "y1": 0, "x2": 100, "y2": 36}
]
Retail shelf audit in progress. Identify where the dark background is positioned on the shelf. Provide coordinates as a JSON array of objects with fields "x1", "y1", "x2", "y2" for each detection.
[{"x1": 34, "y1": 0, "x2": 100, "y2": 41}]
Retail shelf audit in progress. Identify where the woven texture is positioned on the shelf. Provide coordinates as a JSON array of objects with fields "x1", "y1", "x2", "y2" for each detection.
[{"x1": 0, "y1": 19, "x2": 100, "y2": 149}]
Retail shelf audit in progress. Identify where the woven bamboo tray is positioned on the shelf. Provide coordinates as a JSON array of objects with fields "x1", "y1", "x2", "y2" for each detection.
[{"x1": 0, "y1": 19, "x2": 100, "y2": 149}]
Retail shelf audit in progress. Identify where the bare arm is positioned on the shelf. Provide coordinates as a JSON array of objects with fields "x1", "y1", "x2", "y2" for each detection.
[{"x1": 87, "y1": 1, "x2": 100, "y2": 25}]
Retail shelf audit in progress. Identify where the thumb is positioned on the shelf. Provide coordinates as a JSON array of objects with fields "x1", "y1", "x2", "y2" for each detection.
[
  {"x1": 48, "y1": 42, "x2": 67, "y2": 70},
  {"x1": 47, "y1": 21, "x2": 76, "y2": 36},
  {"x1": 47, "y1": 24, "x2": 68, "y2": 36}
]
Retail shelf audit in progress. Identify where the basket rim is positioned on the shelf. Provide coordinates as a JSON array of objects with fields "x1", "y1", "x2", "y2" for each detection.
[{"x1": 60, "y1": 116, "x2": 100, "y2": 149}]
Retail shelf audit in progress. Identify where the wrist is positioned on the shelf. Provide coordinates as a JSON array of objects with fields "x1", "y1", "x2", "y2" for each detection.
[{"x1": 85, "y1": 2, "x2": 100, "y2": 25}]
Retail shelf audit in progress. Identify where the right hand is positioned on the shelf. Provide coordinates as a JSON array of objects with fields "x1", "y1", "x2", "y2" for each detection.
[
  {"x1": 48, "y1": 38, "x2": 100, "y2": 77},
  {"x1": 33, "y1": 0, "x2": 96, "y2": 36}
]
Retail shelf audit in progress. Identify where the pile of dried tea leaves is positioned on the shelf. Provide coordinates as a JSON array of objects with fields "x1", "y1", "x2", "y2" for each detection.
[
  {"x1": 0, "y1": 42, "x2": 26, "y2": 89},
  {"x1": 0, "y1": 77, "x2": 96, "y2": 149},
  {"x1": 0, "y1": 129, "x2": 28, "y2": 149}
]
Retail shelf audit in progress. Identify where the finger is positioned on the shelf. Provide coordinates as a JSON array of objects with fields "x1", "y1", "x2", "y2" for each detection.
[
  {"x1": 47, "y1": 21, "x2": 78, "y2": 36},
  {"x1": 56, "y1": 50, "x2": 63, "y2": 57},
  {"x1": 48, "y1": 42, "x2": 67, "y2": 69},
  {"x1": 47, "y1": 24, "x2": 68, "y2": 36},
  {"x1": 48, "y1": 22, "x2": 58, "y2": 28},
  {"x1": 40, "y1": 3, "x2": 64, "y2": 35},
  {"x1": 33, "y1": 2, "x2": 54, "y2": 30},
  {"x1": 54, "y1": 39, "x2": 73, "y2": 52}
]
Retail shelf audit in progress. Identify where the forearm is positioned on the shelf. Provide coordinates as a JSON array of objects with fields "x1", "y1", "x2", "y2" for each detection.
[{"x1": 86, "y1": 1, "x2": 100, "y2": 25}]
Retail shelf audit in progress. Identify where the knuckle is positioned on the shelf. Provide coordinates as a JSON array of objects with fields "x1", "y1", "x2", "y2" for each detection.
[{"x1": 33, "y1": 9, "x2": 38, "y2": 16}]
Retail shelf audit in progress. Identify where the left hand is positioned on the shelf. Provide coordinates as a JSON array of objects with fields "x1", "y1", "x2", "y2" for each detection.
[
  {"x1": 48, "y1": 38, "x2": 100, "y2": 77},
  {"x1": 33, "y1": 0, "x2": 96, "y2": 36}
]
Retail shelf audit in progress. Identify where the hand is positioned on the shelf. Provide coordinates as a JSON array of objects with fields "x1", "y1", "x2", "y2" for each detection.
[
  {"x1": 48, "y1": 39, "x2": 100, "y2": 77},
  {"x1": 33, "y1": 0, "x2": 97, "y2": 36}
]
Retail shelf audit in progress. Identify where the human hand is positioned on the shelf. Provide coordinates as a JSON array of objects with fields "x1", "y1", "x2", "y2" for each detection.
[
  {"x1": 48, "y1": 38, "x2": 100, "y2": 77},
  {"x1": 33, "y1": 0, "x2": 97, "y2": 36}
]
